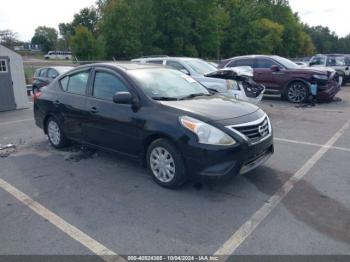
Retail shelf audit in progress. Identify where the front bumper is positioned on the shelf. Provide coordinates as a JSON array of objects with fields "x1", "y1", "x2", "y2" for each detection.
[
  {"x1": 317, "y1": 80, "x2": 340, "y2": 102},
  {"x1": 182, "y1": 134, "x2": 274, "y2": 177}
]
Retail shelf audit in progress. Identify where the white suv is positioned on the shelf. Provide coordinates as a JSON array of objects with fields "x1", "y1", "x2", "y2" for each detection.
[{"x1": 309, "y1": 54, "x2": 350, "y2": 86}]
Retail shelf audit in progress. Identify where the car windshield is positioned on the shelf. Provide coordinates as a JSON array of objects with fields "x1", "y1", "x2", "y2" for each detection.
[
  {"x1": 184, "y1": 59, "x2": 217, "y2": 75},
  {"x1": 128, "y1": 68, "x2": 210, "y2": 100},
  {"x1": 273, "y1": 56, "x2": 300, "y2": 69}
]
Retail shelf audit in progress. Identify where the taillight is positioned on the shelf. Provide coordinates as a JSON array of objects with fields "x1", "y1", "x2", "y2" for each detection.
[{"x1": 33, "y1": 92, "x2": 42, "y2": 100}]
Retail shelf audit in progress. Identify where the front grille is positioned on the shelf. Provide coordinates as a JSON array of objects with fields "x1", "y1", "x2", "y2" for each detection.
[{"x1": 227, "y1": 116, "x2": 271, "y2": 144}]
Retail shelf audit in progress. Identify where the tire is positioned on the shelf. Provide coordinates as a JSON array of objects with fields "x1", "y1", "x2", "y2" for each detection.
[
  {"x1": 46, "y1": 117, "x2": 68, "y2": 149},
  {"x1": 286, "y1": 81, "x2": 309, "y2": 103},
  {"x1": 146, "y1": 139, "x2": 187, "y2": 188}
]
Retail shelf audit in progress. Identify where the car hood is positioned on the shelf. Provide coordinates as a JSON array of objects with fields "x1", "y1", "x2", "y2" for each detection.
[
  {"x1": 160, "y1": 95, "x2": 259, "y2": 122},
  {"x1": 290, "y1": 67, "x2": 330, "y2": 75},
  {"x1": 299, "y1": 65, "x2": 336, "y2": 73}
]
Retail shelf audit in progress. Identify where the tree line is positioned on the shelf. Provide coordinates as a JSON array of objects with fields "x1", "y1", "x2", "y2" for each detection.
[{"x1": 2, "y1": 0, "x2": 350, "y2": 60}]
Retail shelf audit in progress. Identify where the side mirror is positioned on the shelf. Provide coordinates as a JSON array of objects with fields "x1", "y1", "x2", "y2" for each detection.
[
  {"x1": 180, "y1": 69, "x2": 190, "y2": 75},
  {"x1": 113, "y1": 91, "x2": 134, "y2": 104},
  {"x1": 52, "y1": 75, "x2": 58, "y2": 79},
  {"x1": 270, "y1": 65, "x2": 280, "y2": 72}
]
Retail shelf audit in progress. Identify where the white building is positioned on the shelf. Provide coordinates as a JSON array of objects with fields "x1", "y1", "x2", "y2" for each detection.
[{"x1": 0, "y1": 44, "x2": 28, "y2": 111}]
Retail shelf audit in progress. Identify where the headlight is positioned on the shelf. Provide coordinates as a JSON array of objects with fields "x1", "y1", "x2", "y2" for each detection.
[
  {"x1": 313, "y1": 74, "x2": 328, "y2": 80},
  {"x1": 180, "y1": 116, "x2": 236, "y2": 146}
]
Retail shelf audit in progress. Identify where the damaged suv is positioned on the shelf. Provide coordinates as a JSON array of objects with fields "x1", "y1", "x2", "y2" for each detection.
[
  {"x1": 219, "y1": 55, "x2": 340, "y2": 103},
  {"x1": 132, "y1": 56, "x2": 265, "y2": 104}
]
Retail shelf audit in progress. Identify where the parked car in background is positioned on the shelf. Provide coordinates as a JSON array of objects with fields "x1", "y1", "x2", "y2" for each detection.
[
  {"x1": 309, "y1": 54, "x2": 350, "y2": 86},
  {"x1": 219, "y1": 55, "x2": 340, "y2": 103},
  {"x1": 32, "y1": 66, "x2": 73, "y2": 94},
  {"x1": 44, "y1": 51, "x2": 72, "y2": 60},
  {"x1": 34, "y1": 62, "x2": 273, "y2": 188},
  {"x1": 131, "y1": 56, "x2": 264, "y2": 104}
]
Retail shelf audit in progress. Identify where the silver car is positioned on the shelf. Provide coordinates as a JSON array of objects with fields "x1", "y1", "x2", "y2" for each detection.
[{"x1": 131, "y1": 56, "x2": 265, "y2": 104}]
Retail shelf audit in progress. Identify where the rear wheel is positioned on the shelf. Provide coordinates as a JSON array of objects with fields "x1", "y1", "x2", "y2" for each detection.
[
  {"x1": 46, "y1": 117, "x2": 68, "y2": 149},
  {"x1": 286, "y1": 81, "x2": 309, "y2": 103},
  {"x1": 146, "y1": 139, "x2": 187, "y2": 188}
]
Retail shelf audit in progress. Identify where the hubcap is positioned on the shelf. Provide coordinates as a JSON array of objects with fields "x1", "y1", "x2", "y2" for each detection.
[
  {"x1": 48, "y1": 120, "x2": 61, "y2": 146},
  {"x1": 288, "y1": 83, "x2": 307, "y2": 103},
  {"x1": 150, "y1": 147, "x2": 175, "y2": 183}
]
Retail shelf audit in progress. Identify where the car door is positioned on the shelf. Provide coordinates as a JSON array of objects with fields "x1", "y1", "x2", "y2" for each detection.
[
  {"x1": 58, "y1": 69, "x2": 90, "y2": 140},
  {"x1": 253, "y1": 58, "x2": 285, "y2": 90},
  {"x1": 83, "y1": 68, "x2": 143, "y2": 156}
]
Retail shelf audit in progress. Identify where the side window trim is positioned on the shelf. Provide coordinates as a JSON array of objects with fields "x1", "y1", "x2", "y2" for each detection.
[{"x1": 59, "y1": 68, "x2": 91, "y2": 96}]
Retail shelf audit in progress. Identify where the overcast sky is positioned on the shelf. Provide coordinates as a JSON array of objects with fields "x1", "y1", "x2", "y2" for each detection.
[{"x1": 0, "y1": 0, "x2": 348, "y2": 41}]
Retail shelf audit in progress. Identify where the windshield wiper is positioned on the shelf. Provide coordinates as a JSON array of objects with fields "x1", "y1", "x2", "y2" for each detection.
[
  {"x1": 179, "y1": 93, "x2": 212, "y2": 100},
  {"x1": 152, "y1": 97, "x2": 179, "y2": 101}
]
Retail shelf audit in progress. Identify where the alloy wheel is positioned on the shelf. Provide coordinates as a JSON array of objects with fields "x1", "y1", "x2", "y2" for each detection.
[{"x1": 287, "y1": 83, "x2": 307, "y2": 103}]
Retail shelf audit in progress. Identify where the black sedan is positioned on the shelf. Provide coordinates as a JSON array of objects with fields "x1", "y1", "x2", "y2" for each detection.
[{"x1": 34, "y1": 63, "x2": 273, "y2": 188}]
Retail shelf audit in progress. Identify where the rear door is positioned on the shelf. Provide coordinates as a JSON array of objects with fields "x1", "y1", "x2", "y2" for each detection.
[
  {"x1": 83, "y1": 68, "x2": 143, "y2": 156},
  {"x1": 0, "y1": 57, "x2": 16, "y2": 111},
  {"x1": 58, "y1": 69, "x2": 90, "y2": 140}
]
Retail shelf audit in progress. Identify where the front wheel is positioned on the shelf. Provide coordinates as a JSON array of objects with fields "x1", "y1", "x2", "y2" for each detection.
[
  {"x1": 286, "y1": 81, "x2": 309, "y2": 103},
  {"x1": 46, "y1": 117, "x2": 68, "y2": 149},
  {"x1": 146, "y1": 139, "x2": 187, "y2": 188}
]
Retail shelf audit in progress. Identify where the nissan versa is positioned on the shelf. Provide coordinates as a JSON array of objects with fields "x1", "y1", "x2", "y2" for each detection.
[{"x1": 34, "y1": 63, "x2": 274, "y2": 188}]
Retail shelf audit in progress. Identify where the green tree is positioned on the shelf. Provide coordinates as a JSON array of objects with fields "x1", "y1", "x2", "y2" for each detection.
[
  {"x1": 31, "y1": 26, "x2": 58, "y2": 53},
  {"x1": 247, "y1": 18, "x2": 284, "y2": 54},
  {"x1": 0, "y1": 29, "x2": 21, "y2": 49},
  {"x1": 58, "y1": 23, "x2": 74, "y2": 49},
  {"x1": 70, "y1": 26, "x2": 105, "y2": 60},
  {"x1": 100, "y1": 0, "x2": 160, "y2": 59},
  {"x1": 72, "y1": 7, "x2": 99, "y2": 35}
]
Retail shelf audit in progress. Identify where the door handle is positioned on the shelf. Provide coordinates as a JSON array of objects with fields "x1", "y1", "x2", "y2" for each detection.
[
  {"x1": 90, "y1": 107, "x2": 98, "y2": 114},
  {"x1": 53, "y1": 100, "x2": 60, "y2": 105}
]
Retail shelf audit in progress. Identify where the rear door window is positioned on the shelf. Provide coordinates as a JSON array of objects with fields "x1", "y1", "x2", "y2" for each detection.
[
  {"x1": 93, "y1": 71, "x2": 128, "y2": 100},
  {"x1": 48, "y1": 69, "x2": 59, "y2": 78},
  {"x1": 39, "y1": 68, "x2": 48, "y2": 77},
  {"x1": 61, "y1": 71, "x2": 89, "y2": 95},
  {"x1": 227, "y1": 59, "x2": 254, "y2": 68}
]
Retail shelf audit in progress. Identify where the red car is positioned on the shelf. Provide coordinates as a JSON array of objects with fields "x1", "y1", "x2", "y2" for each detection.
[{"x1": 219, "y1": 55, "x2": 340, "y2": 103}]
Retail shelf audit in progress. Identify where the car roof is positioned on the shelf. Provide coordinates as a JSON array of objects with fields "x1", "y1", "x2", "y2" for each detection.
[
  {"x1": 133, "y1": 56, "x2": 201, "y2": 61},
  {"x1": 75, "y1": 62, "x2": 164, "y2": 71},
  {"x1": 228, "y1": 55, "x2": 281, "y2": 60}
]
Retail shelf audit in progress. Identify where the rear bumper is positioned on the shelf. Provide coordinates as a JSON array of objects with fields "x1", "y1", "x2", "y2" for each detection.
[{"x1": 317, "y1": 80, "x2": 340, "y2": 102}]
